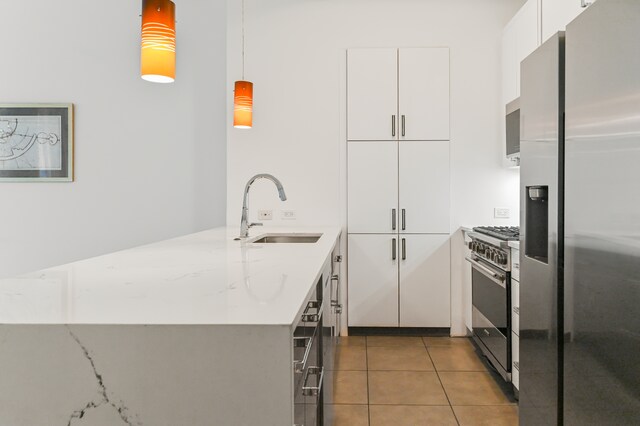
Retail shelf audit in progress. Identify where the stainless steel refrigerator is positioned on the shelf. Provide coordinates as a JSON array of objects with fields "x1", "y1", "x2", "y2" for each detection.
[{"x1": 519, "y1": 0, "x2": 640, "y2": 424}]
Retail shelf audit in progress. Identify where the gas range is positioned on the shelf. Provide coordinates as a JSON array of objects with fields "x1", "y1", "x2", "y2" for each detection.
[
  {"x1": 468, "y1": 226, "x2": 520, "y2": 272},
  {"x1": 473, "y1": 226, "x2": 520, "y2": 241}
]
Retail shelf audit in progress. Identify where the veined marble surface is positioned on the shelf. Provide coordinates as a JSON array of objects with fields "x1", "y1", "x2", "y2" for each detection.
[{"x1": 0, "y1": 227, "x2": 340, "y2": 325}]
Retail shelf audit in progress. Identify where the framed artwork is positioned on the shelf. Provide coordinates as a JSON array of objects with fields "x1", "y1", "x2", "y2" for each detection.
[{"x1": 0, "y1": 104, "x2": 74, "y2": 182}]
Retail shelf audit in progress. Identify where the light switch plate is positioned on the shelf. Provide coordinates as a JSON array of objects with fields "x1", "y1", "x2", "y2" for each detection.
[
  {"x1": 281, "y1": 210, "x2": 296, "y2": 220},
  {"x1": 494, "y1": 208, "x2": 510, "y2": 219},
  {"x1": 258, "y1": 210, "x2": 273, "y2": 220}
]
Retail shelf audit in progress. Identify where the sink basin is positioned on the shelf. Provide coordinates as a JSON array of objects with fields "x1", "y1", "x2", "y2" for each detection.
[{"x1": 250, "y1": 233, "x2": 322, "y2": 244}]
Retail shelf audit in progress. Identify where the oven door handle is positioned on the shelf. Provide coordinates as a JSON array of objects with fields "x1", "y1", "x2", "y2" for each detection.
[{"x1": 465, "y1": 257, "x2": 506, "y2": 289}]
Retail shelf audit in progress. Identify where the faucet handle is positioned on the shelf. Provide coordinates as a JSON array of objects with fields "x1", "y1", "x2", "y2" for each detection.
[{"x1": 249, "y1": 222, "x2": 263, "y2": 228}]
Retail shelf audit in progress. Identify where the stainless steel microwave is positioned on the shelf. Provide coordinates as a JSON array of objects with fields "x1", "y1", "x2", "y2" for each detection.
[{"x1": 506, "y1": 98, "x2": 520, "y2": 162}]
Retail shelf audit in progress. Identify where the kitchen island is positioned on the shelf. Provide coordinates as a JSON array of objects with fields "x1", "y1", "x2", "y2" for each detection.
[{"x1": 0, "y1": 227, "x2": 341, "y2": 426}]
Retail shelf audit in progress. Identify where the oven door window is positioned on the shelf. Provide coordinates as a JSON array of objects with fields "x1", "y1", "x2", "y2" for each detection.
[{"x1": 472, "y1": 268, "x2": 509, "y2": 337}]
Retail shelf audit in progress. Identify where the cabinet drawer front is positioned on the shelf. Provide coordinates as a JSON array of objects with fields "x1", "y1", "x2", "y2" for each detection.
[
  {"x1": 511, "y1": 279, "x2": 520, "y2": 336},
  {"x1": 512, "y1": 249, "x2": 520, "y2": 281},
  {"x1": 512, "y1": 331, "x2": 519, "y2": 390}
]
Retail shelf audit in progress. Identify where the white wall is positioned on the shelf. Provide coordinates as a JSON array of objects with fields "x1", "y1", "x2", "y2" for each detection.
[
  {"x1": 0, "y1": 0, "x2": 227, "y2": 278},
  {"x1": 227, "y1": 0, "x2": 523, "y2": 335}
]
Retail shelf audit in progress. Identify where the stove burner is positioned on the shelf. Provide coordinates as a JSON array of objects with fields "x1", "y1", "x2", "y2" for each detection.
[{"x1": 473, "y1": 226, "x2": 520, "y2": 241}]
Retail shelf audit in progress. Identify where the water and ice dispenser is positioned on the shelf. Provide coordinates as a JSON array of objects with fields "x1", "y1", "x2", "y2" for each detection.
[{"x1": 525, "y1": 186, "x2": 548, "y2": 264}]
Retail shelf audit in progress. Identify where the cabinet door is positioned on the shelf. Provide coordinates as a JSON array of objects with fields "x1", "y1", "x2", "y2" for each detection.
[
  {"x1": 515, "y1": 0, "x2": 541, "y2": 98},
  {"x1": 399, "y1": 141, "x2": 450, "y2": 234},
  {"x1": 348, "y1": 235, "x2": 399, "y2": 327},
  {"x1": 399, "y1": 234, "x2": 450, "y2": 327},
  {"x1": 348, "y1": 142, "x2": 398, "y2": 233},
  {"x1": 542, "y1": 0, "x2": 585, "y2": 43},
  {"x1": 399, "y1": 48, "x2": 450, "y2": 141},
  {"x1": 347, "y1": 48, "x2": 398, "y2": 141},
  {"x1": 502, "y1": 19, "x2": 519, "y2": 104}
]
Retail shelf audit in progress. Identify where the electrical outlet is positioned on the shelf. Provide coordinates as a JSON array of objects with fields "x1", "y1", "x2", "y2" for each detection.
[
  {"x1": 494, "y1": 208, "x2": 510, "y2": 219},
  {"x1": 281, "y1": 210, "x2": 296, "y2": 220},
  {"x1": 258, "y1": 210, "x2": 273, "y2": 221}
]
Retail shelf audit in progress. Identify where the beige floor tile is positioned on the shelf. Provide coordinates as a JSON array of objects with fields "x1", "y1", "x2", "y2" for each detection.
[
  {"x1": 423, "y1": 336, "x2": 473, "y2": 348},
  {"x1": 370, "y1": 405, "x2": 458, "y2": 426},
  {"x1": 367, "y1": 346, "x2": 434, "y2": 371},
  {"x1": 453, "y1": 405, "x2": 519, "y2": 426},
  {"x1": 332, "y1": 371, "x2": 369, "y2": 404},
  {"x1": 367, "y1": 336, "x2": 425, "y2": 347},
  {"x1": 334, "y1": 345, "x2": 367, "y2": 370},
  {"x1": 368, "y1": 371, "x2": 448, "y2": 405},
  {"x1": 439, "y1": 372, "x2": 515, "y2": 406},
  {"x1": 338, "y1": 336, "x2": 366, "y2": 347},
  {"x1": 325, "y1": 404, "x2": 369, "y2": 426},
  {"x1": 428, "y1": 345, "x2": 487, "y2": 371}
]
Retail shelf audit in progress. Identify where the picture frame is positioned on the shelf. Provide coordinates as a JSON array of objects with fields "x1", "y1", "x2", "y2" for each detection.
[{"x1": 0, "y1": 104, "x2": 74, "y2": 182}]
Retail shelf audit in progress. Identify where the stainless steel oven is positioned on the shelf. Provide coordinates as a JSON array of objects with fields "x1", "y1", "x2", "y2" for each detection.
[{"x1": 466, "y1": 235, "x2": 512, "y2": 382}]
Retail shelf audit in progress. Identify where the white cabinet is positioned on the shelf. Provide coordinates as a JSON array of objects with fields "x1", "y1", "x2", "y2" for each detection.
[
  {"x1": 501, "y1": 19, "x2": 519, "y2": 105},
  {"x1": 399, "y1": 141, "x2": 450, "y2": 234},
  {"x1": 399, "y1": 235, "x2": 451, "y2": 327},
  {"x1": 511, "y1": 248, "x2": 520, "y2": 391},
  {"x1": 347, "y1": 142, "x2": 398, "y2": 233},
  {"x1": 347, "y1": 48, "x2": 450, "y2": 141},
  {"x1": 398, "y1": 48, "x2": 450, "y2": 141},
  {"x1": 348, "y1": 234, "x2": 399, "y2": 327},
  {"x1": 542, "y1": 0, "x2": 589, "y2": 43},
  {"x1": 502, "y1": 0, "x2": 592, "y2": 105},
  {"x1": 347, "y1": 47, "x2": 451, "y2": 330},
  {"x1": 347, "y1": 49, "x2": 398, "y2": 141}
]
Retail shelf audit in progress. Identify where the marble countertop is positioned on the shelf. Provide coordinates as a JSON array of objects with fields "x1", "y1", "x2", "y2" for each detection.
[{"x1": 0, "y1": 227, "x2": 341, "y2": 326}]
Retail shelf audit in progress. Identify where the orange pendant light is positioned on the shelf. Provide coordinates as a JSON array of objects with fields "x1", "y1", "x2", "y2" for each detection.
[
  {"x1": 233, "y1": 0, "x2": 253, "y2": 129},
  {"x1": 141, "y1": 0, "x2": 176, "y2": 83},
  {"x1": 234, "y1": 81, "x2": 253, "y2": 129}
]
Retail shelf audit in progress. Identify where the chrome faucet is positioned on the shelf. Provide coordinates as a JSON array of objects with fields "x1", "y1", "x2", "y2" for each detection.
[{"x1": 239, "y1": 174, "x2": 287, "y2": 239}]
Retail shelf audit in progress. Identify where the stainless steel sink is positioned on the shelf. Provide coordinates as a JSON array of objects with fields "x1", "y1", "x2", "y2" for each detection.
[{"x1": 250, "y1": 234, "x2": 322, "y2": 244}]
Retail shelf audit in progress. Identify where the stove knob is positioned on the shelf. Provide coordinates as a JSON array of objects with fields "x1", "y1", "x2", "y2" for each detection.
[
  {"x1": 468, "y1": 241, "x2": 473, "y2": 250},
  {"x1": 490, "y1": 251, "x2": 496, "y2": 261},
  {"x1": 496, "y1": 254, "x2": 504, "y2": 264}
]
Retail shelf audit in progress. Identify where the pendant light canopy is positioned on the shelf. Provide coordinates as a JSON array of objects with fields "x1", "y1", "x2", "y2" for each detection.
[
  {"x1": 234, "y1": 81, "x2": 254, "y2": 129},
  {"x1": 233, "y1": 0, "x2": 253, "y2": 129},
  {"x1": 141, "y1": 0, "x2": 176, "y2": 83}
]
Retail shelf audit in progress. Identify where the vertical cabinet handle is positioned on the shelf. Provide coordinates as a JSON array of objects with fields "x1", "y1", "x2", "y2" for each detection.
[
  {"x1": 402, "y1": 238, "x2": 406, "y2": 260},
  {"x1": 392, "y1": 238, "x2": 397, "y2": 261},
  {"x1": 392, "y1": 209, "x2": 396, "y2": 231},
  {"x1": 392, "y1": 115, "x2": 396, "y2": 137},
  {"x1": 401, "y1": 115, "x2": 406, "y2": 137},
  {"x1": 401, "y1": 209, "x2": 406, "y2": 231}
]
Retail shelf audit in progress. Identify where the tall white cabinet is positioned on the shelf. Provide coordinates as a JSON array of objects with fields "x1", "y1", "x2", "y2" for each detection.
[{"x1": 347, "y1": 48, "x2": 451, "y2": 329}]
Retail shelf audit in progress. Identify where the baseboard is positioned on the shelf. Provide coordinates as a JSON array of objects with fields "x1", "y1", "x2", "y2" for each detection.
[{"x1": 348, "y1": 327, "x2": 451, "y2": 336}]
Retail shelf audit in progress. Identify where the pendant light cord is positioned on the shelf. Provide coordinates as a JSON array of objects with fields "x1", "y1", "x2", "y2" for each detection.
[{"x1": 242, "y1": 0, "x2": 245, "y2": 80}]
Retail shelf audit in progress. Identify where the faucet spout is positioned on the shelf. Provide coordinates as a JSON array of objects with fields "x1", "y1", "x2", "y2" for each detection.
[{"x1": 239, "y1": 174, "x2": 287, "y2": 239}]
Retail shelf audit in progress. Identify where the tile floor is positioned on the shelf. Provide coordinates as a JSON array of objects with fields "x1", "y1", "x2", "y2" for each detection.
[{"x1": 324, "y1": 336, "x2": 518, "y2": 426}]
